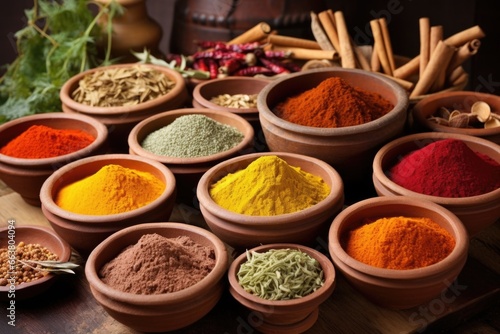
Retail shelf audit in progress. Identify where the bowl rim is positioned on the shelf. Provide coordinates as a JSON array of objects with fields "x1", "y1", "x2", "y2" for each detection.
[
  {"x1": 412, "y1": 90, "x2": 500, "y2": 135},
  {"x1": 328, "y1": 196, "x2": 469, "y2": 280},
  {"x1": 0, "y1": 112, "x2": 108, "y2": 166},
  {"x1": 128, "y1": 108, "x2": 255, "y2": 164},
  {"x1": 59, "y1": 63, "x2": 186, "y2": 115},
  {"x1": 257, "y1": 67, "x2": 409, "y2": 136},
  {"x1": 39, "y1": 153, "x2": 176, "y2": 222},
  {"x1": 0, "y1": 225, "x2": 72, "y2": 293},
  {"x1": 84, "y1": 222, "x2": 229, "y2": 305},
  {"x1": 196, "y1": 151, "x2": 345, "y2": 223},
  {"x1": 372, "y1": 132, "x2": 500, "y2": 203},
  {"x1": 228, "y1": 243, "x2": 336, "y2": 306}
]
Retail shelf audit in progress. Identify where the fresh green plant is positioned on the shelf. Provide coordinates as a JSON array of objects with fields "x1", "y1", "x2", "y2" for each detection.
[{"x1": 0, "y1": 0, "x2": 122, "y2": 123}]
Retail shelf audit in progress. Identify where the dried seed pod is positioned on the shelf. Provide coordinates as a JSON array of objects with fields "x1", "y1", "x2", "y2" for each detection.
[
  {"x1": 448, "y1": 110, "x2": 463, "y2": 120},
  {"x1": 437, "y1": 106, "x2": 451, "y2": 119},
  {"x1": 427, "y1": 116, "x2": 449, "y2": 126},
  {"x1": 470, "y1": 101, "x2": 491, "y2": 123},
  {"x1": 448, "y1": 113, "x2": 470, "y2": 128},
  {"x1": 484, "y1": 117, "x2": 500, "y2": 129}
]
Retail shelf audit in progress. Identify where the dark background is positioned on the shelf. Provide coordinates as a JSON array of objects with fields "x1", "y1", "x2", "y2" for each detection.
[{"x1": 1, "y1": 0, "x2": 499, "y2": 95}]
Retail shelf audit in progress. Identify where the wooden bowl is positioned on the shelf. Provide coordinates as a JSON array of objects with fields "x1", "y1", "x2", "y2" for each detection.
[
  {"x1": 0, "y1": 112, "x2": 108, "y2": 206},
  {"x1": 228, "y1": 243, "x2": 336, "y2": 334},
  {"x1": 39, "y1": 154, "x2": 176, "y2": 256},
  {"x1": 0, "y1": 225, "x2": 72, "y2": 301},
  {"x1": 85, "y1": 222, "x2": 229, "y2": 332},
  {"x1": 372, "y1": 132, "x2": 500, "y2": 236},
  {"x1": 329, "y1": 196, "x2": 469, "y2": 309},
  {"x1": 196, "y1": 152, "x2": 344, "y2": 251}
]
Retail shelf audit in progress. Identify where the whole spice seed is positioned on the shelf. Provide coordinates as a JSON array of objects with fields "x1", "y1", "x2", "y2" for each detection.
[
  {"x1": 427, "y1": 101, "x2": 500, "y2": 129},
  {"x1": 209, "y1": 93, "x2": 258, "y2": 109},
  {"x1": 72, "y1": 65, "x2": 175, "y2": 107},
  {"x1": 237, "y1": 248, "x2": 324, "y2": 300}
]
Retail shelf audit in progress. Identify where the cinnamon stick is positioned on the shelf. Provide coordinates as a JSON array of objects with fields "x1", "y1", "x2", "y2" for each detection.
[
  {"x1": 228, "y1": 22, "x2": 271, "y2": 45},
  {"x1": 318, "y1": 10, "x2": 341, "y2": 52},
  {"x1": 379, "y1": 17, "x2": 396, "y2": 73},
  {"x1": 310, "y1": 12, "x2": 334, "y2": 50},
  {"x1": 371, "y1": 44, "x2": 381, "y2": 72},
  {"x1": 271, "y1": 45, "x2": 339, "y2": 60},
  {"x1": 370, "y1": 19, "x2": 392, "y2": 75},
  {"x1": 419, "y1": 17, "x2": 431, "y2": 79},
  {"x1": 446, "y1": 39, "x2": 481, "y2": 75},
  {"x1": 334, "y1": 11, "x2": 357, "y2": 68},
  {"x1": 268, "y1": 35, "x2": 321, "y2": 50},
  {"x1": 429, "y1": 25, "x2": 443, "y2": 55}
]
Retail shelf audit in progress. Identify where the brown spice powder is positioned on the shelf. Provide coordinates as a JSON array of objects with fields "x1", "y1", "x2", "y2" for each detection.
[{"x1": 99, "y1": 233, "x2": 216, "y2": 294}]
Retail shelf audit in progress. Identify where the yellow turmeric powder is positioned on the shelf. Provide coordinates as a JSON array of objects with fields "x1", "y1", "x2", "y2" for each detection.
[
  {"x1": 209, "y1": 155, "x2": 330, "y2": 216},
  {"x1": 343, "y1": 216, "x2": 455, "y2": 270},
  {"x1": 55, "y1": 164, "x2": 165, "y2": 215}
]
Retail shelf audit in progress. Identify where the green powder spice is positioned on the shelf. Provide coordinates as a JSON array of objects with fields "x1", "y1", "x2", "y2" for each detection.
[{"x1": 141, "y1": 114, "x2": 245, "y2": 158}]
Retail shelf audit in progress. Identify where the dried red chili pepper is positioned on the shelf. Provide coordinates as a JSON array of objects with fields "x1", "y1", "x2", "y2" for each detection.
[
  {"x1": 259, "y1": 57, "x2": 290, "y2": 74},
  {"x1": 233, "y1": 66, "x2": 273, "y2": 76}
]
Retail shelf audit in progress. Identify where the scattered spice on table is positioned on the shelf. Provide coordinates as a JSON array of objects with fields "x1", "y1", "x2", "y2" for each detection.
[
  {"x1": 0, "y1": 241, "x2": 58, "y2": 286},
  {"x1": 55, "y1": 164, "x2": 165, "y2": 215},
  {"x1": 0, "y1": 125, "x2": 95, "y2": 159},
  {"x1": 388, "y1": 138, "x2": 500, "y2": 197},
  {"x1": 99, "y1": 234, "x2": 215, "y2": 294},
  {"x1": 209, "y1": 155, "x2": 330, "y2": 216},
  {"x1": 141, "y1": 114, "x2": 244, "y2": 158},
  {"x1": 274, "y1": 77, "x2": 394, "y2": 128},
  {"x1": 343, "y1": 216, "x2": 455, "y2": 270},
  {"x1": 237, "y1": 248, "x2": 324, "y2": 300}
]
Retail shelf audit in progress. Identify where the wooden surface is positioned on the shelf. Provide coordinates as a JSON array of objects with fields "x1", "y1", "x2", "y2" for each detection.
[{"x1": 0, "y1": 177, "x2": 499, "y2": 334}]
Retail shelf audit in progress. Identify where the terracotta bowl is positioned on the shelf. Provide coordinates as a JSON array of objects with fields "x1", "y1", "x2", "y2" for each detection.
[
  {"x1": 39, "y1": 154, "x2": 176, "y2": 256},
  {"x1": 412, "y1": 91, "x2": 500, "y2": 144},
  {"x1": 0, "y1": 112, "x2": 108, "y2": 206},
  {"x1": 257, "y1": 67, "x2": 409, "y2": 184},
  {"x1": 228, "y1": 243, "x2": 336, "y2": 334},
  {"x1": 128, "y1": 108, "x2": 254, "y2": 203},
  {"x1": 192, "y1": 76, "x2": 271, "y2": 125},
  {"x1": 60, "y1": 63, "x2": 188, "y2": 151},
  {"x1": 0, "y1": 225, "x2": 72, "y2": 301},
  {"x1": 85, "y1": 222, "x2": 229, "y2": 333},
  {"x1": 328, "y1": 196, "x2": 469, "y2": 309},
  {"x1": 372, "y1": 132, "x2": 500, "y2": 236},
  {"x1": 196, "y1": 152, "x2": 344, "y2": 251}
]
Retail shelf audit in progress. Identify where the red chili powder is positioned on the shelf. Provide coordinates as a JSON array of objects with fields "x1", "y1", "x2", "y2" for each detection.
[
  {"x1": 0, "y1": 124, "x2": 95, "y2": 158},
  {"x1": 388, "y1": 138, "x2": 500, "y2": 197}
]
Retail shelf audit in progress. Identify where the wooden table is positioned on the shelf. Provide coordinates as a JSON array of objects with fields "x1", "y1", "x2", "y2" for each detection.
[{"x1": 0, "y1": 177, "x2": 499, "y2": 333}]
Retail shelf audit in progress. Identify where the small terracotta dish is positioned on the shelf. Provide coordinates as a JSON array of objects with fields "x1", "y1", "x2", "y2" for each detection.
[
  {"x1": 196, "y1": 152, "x2": 344, "y2": 251},
  {"x1": 372, "y1": 132, "x2": 500, "y2": 236},
  {"x1": 329, "y1": 196, "x2": 469, "y2": 309},
  {"x1": 228, "y1": 243, "x2": 336, "y2": 334},
  {"x1": 0, "y1": 112, "x2": 108, "y2": 206},
  {"x1": 0, "y1": 225, "x2": 72, "y2": 301},
  {"x1": 192, "y1": 76, "x2": 271, "y2": 125},
  {"x1": 39, "y1": 154, "x2": 176, "y2": 256},
  {"x1": 85, "y1": 222, "x2": 229, "y2": 333},
  {"x1": 412, "y1": 91, "x2": 500, "y2": 144}
]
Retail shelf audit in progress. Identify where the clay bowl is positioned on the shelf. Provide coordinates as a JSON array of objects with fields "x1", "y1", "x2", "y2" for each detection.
[
  {"x1": 372, "y1": 132, "x2": 500, "y2": 236},
  {"x1": 128, "y1": 108, "x2": 254, "y2": 203},
  {"x1": 0, "y1": 225, "x2": 72, "y2": 301},
  {"x1": 328, "y1": 196, "x2": 469, "y2": 309},
  {"x1": 85, "y1": 222, "x2": 229, "y2": 333},
  {"x1": 192, "y1": 76, "x2": 271, "y2": 125},
  {"x1": 196, "y1": 152, "x2": 345, "y2": 251},
  {"x1": 412, "y1": 91, "x2": 500, "y2": 144},
  {"x1": 257, "y1": 67, "x2": 409, "y2": 185},
  {"x1": 228, "y1": 243, "x2": 336, "y2": 333},
  {"x1": 39, "y1": 154, "x2": 176, "y2": 256},
  {"x1": 0, "y1": 112, "x2": 108, "y2": 206},
  {"x1": 60, "y1": 63, "x2": 188, "y2": 151}
]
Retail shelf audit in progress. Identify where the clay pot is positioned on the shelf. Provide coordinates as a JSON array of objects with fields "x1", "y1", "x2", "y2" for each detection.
[
  {"x1": 196, "y1": 152, "x2": 344, "y2": 251},
  {"x1": 329, "y1": 196, "x2": 469, "y2": 309},
  {"x1": 372, "y1": 132, "x2": 500, "y2": 236},
  {"x1": 412, "y1": 91, "x2": 500, "y2": 144},
  {"x1": 39, "y1": 154, "x2": 177, "y2": 256},
  {"x1": 257, "y1": 67, "x2": 409, "y2": 185},
  {"x1": 228, "y1": 243, "x2": 336, "y2": 334},
  {"x1": 0, "y1": 225, "x2": 72, "y2": 301},
  {"x1": 0, "y1": 113, "x2": 108, "y2": 206},
  {"x1": 85, "y1": 222, "x2": 229, "y2": 332}
]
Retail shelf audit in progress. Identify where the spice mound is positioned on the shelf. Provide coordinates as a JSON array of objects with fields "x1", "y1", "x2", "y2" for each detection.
[
  {"x1": 71, "y1": 65, "x2": 175, "y2": 107},
  {"x1": 388, "y1": 138, "x2": 500, "y2": 197},
  {"x1": 141, "y1": 114, "x2": 244, "y2": 158},
  {"x1": 0, "y1": 241, "x2": 58, "y2": 286},
  {"x1": 99, "y1": 234, "x2": 216, "y2": 295},
  {"x1": 209, "y1": 155, "x2": 331, "y2": 216},
  {"x1": 274, "y1": 77, "x2": 394, "y2": 128},
  {"x1": 0, "y1": 125, "x2": 95, "y2": 159},
  {"x1": 55, "y1": 164, "x2": 165, "y2": 215},
  {"x1": 237, "y1": 248, "x2": 324, "y2": 300},
  {"x1": 343, "y1": 216, "x2": 455, "y2": 270}
]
